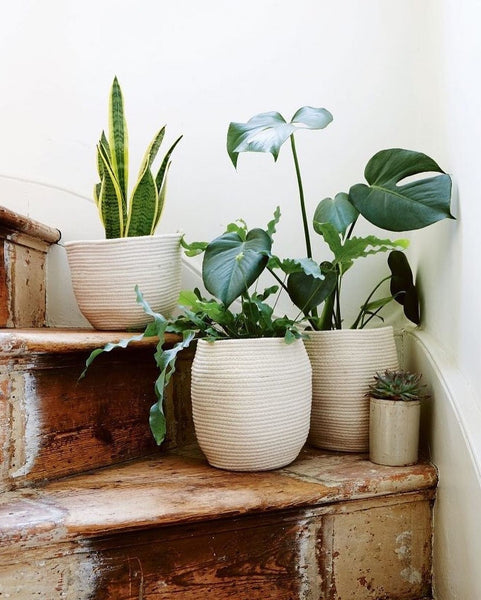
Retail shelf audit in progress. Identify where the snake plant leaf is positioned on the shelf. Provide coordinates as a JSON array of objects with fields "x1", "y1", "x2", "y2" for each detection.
[
  {"x1": 155, "y1": 135, "x2": 183, "y2": 193},
  {"x1": 96, "y1": 132, "x2": 109, "y2": 181},
  {"x1": 94, "y1": 133, "x2": 111, "y2": 208},
  {"x1": 93, "y1": 183, "x2": 101, "y2": 207},
  {"x1": 313, "y1": 193, "x2": 359, "y2": 236},
  {"x1": 287, "y1": 263, "x2": 337, "y2": 314},
  {"x1": 202, "y1": 228, "x2": 272, "y2": 307},
  {"x1": 349, "y1": 148, "x2": 453, "y2": 231},
  {"x1": 388, "y1": 250, "x2": 420, "y2": 324},
  {"x1": 227, "y1": 107, "x2": 333, "y2": 167},
  {"x1": 109, "y1": 77, "x2": 129, "y2": 201},
  {"x1": 97, "y1": 144, "x2": 125, "y2": 238},
  {"x1": 138, "y1": 127, "x2": 165, "y2": 174},
  {"x1": 125, "y1": 165, "x2": 158, "y2": 237},
  {"x1": 152, "y1": 163, "x2": 170, "y2": 233}
]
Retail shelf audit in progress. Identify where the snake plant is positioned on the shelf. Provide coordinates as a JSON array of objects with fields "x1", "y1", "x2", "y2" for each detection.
[{"x1": 94, "y1": 77, "x2": 182, "y2": 238}]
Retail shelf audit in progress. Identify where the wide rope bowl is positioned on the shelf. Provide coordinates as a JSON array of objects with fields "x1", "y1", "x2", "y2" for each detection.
[
  {"x1": 191, "y1": 337, "x2": 312, "y2": 471},
  {"x1": 65, "y1": 233, "x2": 182, "y2": 330},
  {"x1": 304, "y1": 326, "x2": 399, "y2": 452}
]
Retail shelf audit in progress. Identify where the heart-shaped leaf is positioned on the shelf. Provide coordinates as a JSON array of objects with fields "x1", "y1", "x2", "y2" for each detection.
[
  {"x1": 202, "y1": 228, "x2": 272, "y2": 307},
  {"x1": 388, "y1": 250, "x2": 420, "y2": 324},
  {"x1": 349, "y1": 148, "x2": 453, "y2": 231},
  {"x1": 287, "y1": 262, "x2": 337, "y2": 314},
  {"x1": 313, "y1": 192, "x2": 358, "y2": 236},
  {"x1": 227, "y1": 107, "x2": 333, "y2": 167}
]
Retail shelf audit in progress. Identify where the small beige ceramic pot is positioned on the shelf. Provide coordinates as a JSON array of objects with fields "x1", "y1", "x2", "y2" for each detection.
[{"x1": 369, "y1": 398, "x2": 421, "y2": 466}]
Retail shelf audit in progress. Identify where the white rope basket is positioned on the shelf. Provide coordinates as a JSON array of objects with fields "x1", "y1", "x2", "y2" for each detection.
[
  {"x1": 191, "y1": 338, "x2": 312, "y2": 471},
  {"x1": 304, "y1": 326, "x2": 399, "y2": 452},
  {"x1": 65, "y1": 233, "x2": 182, "y2": 330}
]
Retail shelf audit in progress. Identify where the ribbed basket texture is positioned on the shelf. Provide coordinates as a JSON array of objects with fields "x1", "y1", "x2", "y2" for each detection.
[
  {"x1": 65, "y1": 234, "x2": 182, "y2": 330},
  {"x1": 191, "y1": 338, "x2": 312, "y2": 471},
  {"x1": 304, "y1": 326, "x2": 399, "y2": 452}
]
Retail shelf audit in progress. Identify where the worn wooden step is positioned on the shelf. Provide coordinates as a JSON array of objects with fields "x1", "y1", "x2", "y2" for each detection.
[
  {"x1": 0, "y1": 328, "x2": 194, "y2": 490},
  {"x1": 0, "y1": 205, "x2": 61, "y2": 328},
  {"x1": 0, "y1": 446, "x2": 436, "y2": 599}
]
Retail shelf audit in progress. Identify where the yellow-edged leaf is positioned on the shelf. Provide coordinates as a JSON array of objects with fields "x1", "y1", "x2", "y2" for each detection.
[
  {"x1": 108, "y1": 77, "x2": 129, "y2": 202},
  {"x1": 97, "y1": 143, "x2": 125, "y2": 237},
  {"x1": 125, "y1": 165, "x2": 158, "y2": 237}
]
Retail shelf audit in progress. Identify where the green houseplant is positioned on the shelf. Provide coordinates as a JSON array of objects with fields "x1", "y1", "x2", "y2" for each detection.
[
  {"x1": 368, "y1": 370, "x2": 429, "y2": 466},
  {"x1": 85, "y1": 210, "x2": 316, "y2": 471},
  {"x1": 227, "y1": 107, "x2": 453, "y2": 451},
  {"x1": 65, "y1": 77, "x2": 183, "y2": 330}
]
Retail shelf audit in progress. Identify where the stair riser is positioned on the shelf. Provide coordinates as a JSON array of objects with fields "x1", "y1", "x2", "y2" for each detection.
[
  {"x1": 0, "y1": 347, "x2": 194, "y2": 490},
  {"x1": 0, "y1": 491, "x2": 433, "y2": 599},
  {"x1": 0, "y1": 203, "x2": 61, "y2": 328},
  {"x1": 0, "y1": 237, "x2": 50, "y2": 328}
]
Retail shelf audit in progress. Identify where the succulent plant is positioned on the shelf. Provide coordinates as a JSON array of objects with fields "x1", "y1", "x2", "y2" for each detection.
[
  {"x1": 94, "y1": 77, "x2": 182, "y2": 239},
  {"x1": 367, "y1": 370, "x2": 429, "y2": 402}
]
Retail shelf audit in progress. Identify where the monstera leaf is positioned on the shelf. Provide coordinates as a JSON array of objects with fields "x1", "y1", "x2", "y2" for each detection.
[
  {"x1": 388, "y1": 250, "x2": 420, "y2": 324},
  {"x1": 349, "y1": 148, "x2": 453, "y2": 232},
  {"x1": 227, "y1": 107, "x2": 333, "y2": 167},
  {"x1": 202, "y1": 228, "x2": 272, "y2": 307}
]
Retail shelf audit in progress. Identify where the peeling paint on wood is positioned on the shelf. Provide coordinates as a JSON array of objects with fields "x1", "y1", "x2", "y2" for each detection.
[
  {"x1": 0, "y1": 206, "x2": 60, "y2": 328},
  {"x1": 8, "y1": 372, "x2": 40, "y2": 478},
  {"x1": 0, "y1": 545, "x2": 101, "y2": 599},
  {"x1": 0, "y1": 339, "x2": 195, "y2": 490},
  {"x1": 0, "y1": 238, "x2": 56, "y2": 329}
]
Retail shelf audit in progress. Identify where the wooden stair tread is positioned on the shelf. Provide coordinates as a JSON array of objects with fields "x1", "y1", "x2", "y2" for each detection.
[
  {"x1": 0, "y1": 205, "x2": 60, "y2": 244},
  {"x1": 0, "y1": 328, "x2": 182, "y2": 355},
  {"x1": 0, "y1": 446, "x2": 437, "y2": 549}
]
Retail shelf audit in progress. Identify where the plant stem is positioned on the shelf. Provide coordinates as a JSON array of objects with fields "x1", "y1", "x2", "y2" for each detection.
[
  {"x1": 317, "y1": 291, "x2": 336, "y2": 330},
  {"x1": 335, "y1": 271, "x2": 343, "y2": 328},
  {"x1": 351, "y1": 275, "x2": 391, "y2": 329},
  {"x1": 290, "y1": 135, "x2": 312, "y2": 259},
  {"x1": 345, "y1": 218, "x2": 357, "y2": 240},
  {"x1": 267, "y1": 266, "x2": 290, "y2": 294},
  {"x1": 360, "y1": 301, "x2": 391, "y2": 329}
]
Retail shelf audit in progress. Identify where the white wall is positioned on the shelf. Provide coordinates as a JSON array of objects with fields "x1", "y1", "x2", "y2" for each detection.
[
  {"x1": 407, "y1": 1, "x2": 481, "y2": 597},
  {"x1": 1, "y1": 3, "x2": 480, "y2": 596},
  {"x1": 0, "y1": 0, "x2": 437, "y2": 327}
]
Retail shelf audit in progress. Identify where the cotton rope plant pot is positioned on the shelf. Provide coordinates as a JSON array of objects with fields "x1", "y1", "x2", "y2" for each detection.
[
  {"x1": 303, "y1": 326, "x2": 399, "y2": 452},
  {"x1": 65, "y1": 233, "x2": 182, "y2": 330},
  {"x1": 191, "y1": 337, "x2": 312, "y2": 471}
]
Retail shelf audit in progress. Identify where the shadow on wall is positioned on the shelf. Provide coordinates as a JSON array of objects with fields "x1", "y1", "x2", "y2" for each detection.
[{"x1": 401, "y1": 329, "x2": 481, "y2": 600}]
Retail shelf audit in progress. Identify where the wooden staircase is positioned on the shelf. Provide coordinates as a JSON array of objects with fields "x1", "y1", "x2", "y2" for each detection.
[{"x1": 0, "y1": 208, "x2": 436, "y2": 599}]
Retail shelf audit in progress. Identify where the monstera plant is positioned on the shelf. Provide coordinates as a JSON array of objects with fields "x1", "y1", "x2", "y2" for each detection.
[
  {"x1": 227, "y1": 106, "x2": 453, "y2": 454},
  {"x1": 227, "y1": 109, "x2": 453, "y2": 329},
  {"x1": 65, "y1": 77, "x2": 184, "y2": 330}
]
